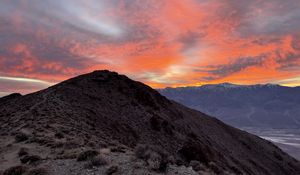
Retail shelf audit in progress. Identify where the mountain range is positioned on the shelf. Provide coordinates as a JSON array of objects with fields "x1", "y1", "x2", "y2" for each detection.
[
  {"x1": 159, "y1": 83, "x2": 300, "y2": 128},
  {"x1": 0, "y1": 71, "x2": 299, "y2": 175}
]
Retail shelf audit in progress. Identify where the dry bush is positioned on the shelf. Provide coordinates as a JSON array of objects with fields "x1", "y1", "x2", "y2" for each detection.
[
  {"x1": 63, "y1": 140, "x2": 81, "y2": 149},
  {"x1": 110, "y1": 145, "x2": 126, "y2": 153},
  {"x1": 134, "y1": 144, "x2": 170, "y2": 172},
  {"x1": 84, "y1": 155, "x2": 108, "y2": 169},
  {"x1": 99, "y1": 148, "x2": 111, "y2": 155},
  {"x1": 106, "y1": 165, "x2": 118, "y2": 175},
  {"x1": 20, "y1": 155, "x2": 41, "y2": 164},
  {"x1": 26, "y1": 167, "x2": 48, "y2": 175},
  {"x1": 87, "y1": 141, "x2": 96, "y2": 147},
  {"x1": 3, "y1": 165, "x2": 27, "y2": 175},
  {"x1": 54, "y1": 132, "x2": 64, "y2": 139},
  {"x1": 77, "y1": 150, "x2": 99, "y2": 161},
  {"x1": 18, "y1": 147, "x2": 28, "y2": 157},
  {"x1": 209, "y1": 162, "x2": 221, "y2": 174},
  {"x1": 90, "y1": 156, "x2": 108, "y2": 166},
  {"x1": 55, "y1": 149, "x2": 80, "y2": 160},
  {"x1": 15, "y1": 133, "x2": 29, "y2": 142},
  {"x1": 273, "y1": 151, "x2": 283, "y2": 161},
  {"x1": 189, "y1": 160, "x2": 206, "y2": 172}
]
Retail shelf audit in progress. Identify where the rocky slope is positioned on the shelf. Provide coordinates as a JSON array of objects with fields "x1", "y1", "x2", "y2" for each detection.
[{"x1": 0, "y1": 71, "x2": 299, "y2": 175}]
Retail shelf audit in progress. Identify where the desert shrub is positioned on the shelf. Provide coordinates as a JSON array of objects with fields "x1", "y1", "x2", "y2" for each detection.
[
  {"x1": 63, "y1": 140, "x2": 81, "y2": 149},
  {"x1": 1, "y1": 131, "x2": 8, "y2": 136},
  {"x1": 60, "y1": 153, "x2": 77, "y2": 159},
  {"x1": 273, "y1": 151, "x2": 283, "y2": 161},
  {"x1": 161, "y1": 121, "x2": 174, "y2": 135},
  {"x1": 189, "y1": 160, "x2": 206, "y2": 172},
  {"x1": 77, "y1": 150, "x2": 98, "y2": 161},
  {"x1": 26, "y1": 168, "x2": 48, "y2": 175},
  {"x1": 147, "y1": 152, "x2": 161, "y2": 170},
  {"x1": 91, "y1": 156, "x2": 108, "y2": 166},
  {"x1": 87, "y1": 141, "x2": 96, "y2": 147},
  {"x1": 20, "y1": 155, "x2": 41, "y2": 164},
  {"x1": 27, "y1": 136, "x2": 52, "y2": 146},
  {"x1": 3, "y1": 165, "x2": 27, "y2": 175},
  {"x1": 15, "y1": 133, "x2": 29, "y2": 142},
  {"x1": 135, "y1": 144, "x2": 150, "y2": 159},
  {"x1": 44, "y1": 124, "x2": 51, "y2": 129},
  {"x1": 134, "y1": 144, "x2": 170, "y2": 172},
  {"x1": 209, "y1": 162, "x2": 221, "y2": 174},
  {"x1": 56, "y1": 127, "x2": 69, "y2": 134},
  {"x1": 149, "y1": 117, "x2": 174, "y2": 135},
  {"x1": 106, "y1": 165, "x2": 118, "y2": 175},
  {"x1": 18, "y1": 148, "x2": 28, "y2": 157},
  {"x1": 56, "y1": 150, "x2": 78, "y2": 160},
  {"x1": 175, "y1": 159, "x2": 185, "y2": 166},
  {"x1": 178, "y1": 140, "x2": 212, "y2": 165},
  {"x1": 50, "y1": 141, "x2": 64, "y2": 148},
  {"x1": 54, "y1": 132, "x2": 64, "y2": 139},
  {"x1": 84, "y1": 155, "x2": 108, "y2": 169},
  {"x1": 150, "y1": 117, "x2": 161, "y2": 131},
  {"x1": 110, "y1": 145, "x2": 126, "y2": 153}
]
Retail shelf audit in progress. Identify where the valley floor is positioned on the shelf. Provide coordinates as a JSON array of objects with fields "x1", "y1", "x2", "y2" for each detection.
[{"x1": 242, "y1": 128, "x2": 300, "y2": 160}]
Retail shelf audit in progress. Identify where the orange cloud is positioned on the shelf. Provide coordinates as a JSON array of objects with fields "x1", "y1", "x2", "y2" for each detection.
[{"x1": 0, "y1": 0, "x2": 300, "y2": 96}]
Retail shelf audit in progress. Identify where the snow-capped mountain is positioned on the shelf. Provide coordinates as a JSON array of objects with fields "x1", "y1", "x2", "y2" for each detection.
[{"x1": 159, "y1": 83, "x2": 300, "y2": 128}]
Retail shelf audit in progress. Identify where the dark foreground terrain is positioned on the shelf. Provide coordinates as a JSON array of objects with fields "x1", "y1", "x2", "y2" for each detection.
[{"x1": 0, "y1": 71, "x2": 299, "y2": 175}]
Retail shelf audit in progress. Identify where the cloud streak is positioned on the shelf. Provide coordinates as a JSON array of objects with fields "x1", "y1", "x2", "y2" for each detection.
[
  {"x1": 0, "y1": 76, "x2": 53, "y2": 96},
  {"x1": 200, "y1": 55, "x2": 267, "y2": 81}
]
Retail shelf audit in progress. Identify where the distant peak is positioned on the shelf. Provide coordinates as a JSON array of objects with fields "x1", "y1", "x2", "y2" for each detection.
[
  {"x1": 264, "y1": 83, "x2": 280, "y2": 87},
  {"x1": 159, "y1": 83, "x2": 284, "y2": 92},
  {"x1": 66, "y1": 70, "x2": 123, "y2": 83},
  {"x1": 91, "y1": 69, "x2": 115, "y2": 74},
  {"x1": 219, "y1": 82, "x2": 235, "y2": 85},
  {"x1": 89, "y1": 70, "x2": 119, "y2": 76},
  {"x1": 218, "y1": 82, "x2": 241, "y2": 87},
  {"x1": 200, "y1": 82, "x2": 242, "y2": 89}
]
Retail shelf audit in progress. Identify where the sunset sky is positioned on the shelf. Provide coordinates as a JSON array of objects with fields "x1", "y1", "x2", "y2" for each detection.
[{"x1": 1, "y1": 0, "x2": 300, "y2": 96}]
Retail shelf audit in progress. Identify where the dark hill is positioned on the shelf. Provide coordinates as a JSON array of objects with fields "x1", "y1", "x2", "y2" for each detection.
[{"x1": 0, "y1": 70, "x2": 299, "y2": 175}]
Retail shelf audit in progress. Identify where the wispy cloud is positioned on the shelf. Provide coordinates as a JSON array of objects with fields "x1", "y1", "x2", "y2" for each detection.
[
  {"x1": 198, "y1": 55, "x2": 267, "y2": 81},
  {"x1": 0, "y1": 76, "x2": 53, "y2": 96},
  {"x1": 0, "y1": 76, "x2": 53, "y2": 85}
]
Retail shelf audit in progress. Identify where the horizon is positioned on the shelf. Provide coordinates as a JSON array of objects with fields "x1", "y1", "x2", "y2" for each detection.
[
  {"x1": 1, "y1": 0, "x2": 300, "y2": 95},
  {"x1": 1, "y1": 70, "x2": 299, "y2": 97}
]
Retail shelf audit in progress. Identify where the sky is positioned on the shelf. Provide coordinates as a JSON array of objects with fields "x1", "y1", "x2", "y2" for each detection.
[{"x1": 0, "y1": 0, "x2": 300, "y2": 96}]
